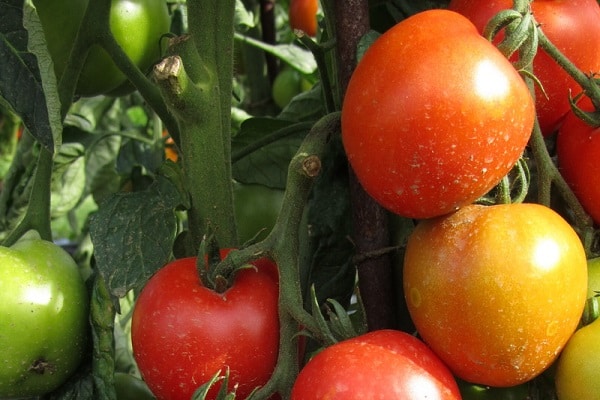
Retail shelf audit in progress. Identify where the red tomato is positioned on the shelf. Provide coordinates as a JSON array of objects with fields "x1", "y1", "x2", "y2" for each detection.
[
  {"x1": 341, "y1": 9, "x2": 534, "y2": 219},
  {"x1": 403, "y1": 203, "x2": 588, "y2": 387},
  {"x1": 448, "y1": 0, "x2": 600, "y2": 135},
  {"x1": 289, "y1": 0, "x2": 318, "y2": 37},
  {"x1": 290, "y1": 330, "x2": 461, "y2": 399},
  {"x1": 131, "y1": 250, "x2": 279, "y2": 400},
  {"x1": 556, "y1": 97, "x2": 600, "y2": 225}
]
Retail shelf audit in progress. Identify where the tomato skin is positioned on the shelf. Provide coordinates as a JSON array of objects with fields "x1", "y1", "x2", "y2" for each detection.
[
  {"x1": 0, "y1": 239, "x2": 89, "y2": 398},
  {"x1": 35, "y1": 0, "x2": 170, "y2": 97},
  {"x1": 341, "y1": 10, "x2": 534, "y2": 219},
  {"x1": 403, "y1": 203, "x2": 587, "y2": 387},
  {"x1": 289, "y1": 0, "x2": 318, "y2": 37},
  {"x1": 233, "y1": 182, "x2": 284, "y2": 244},
  {"x1": 448, "y1": 0, "x2": 600, "y2": 135},
  {"x1": 556, "y1": 97, "x2": 600, "y2": 225},
  {"x1": 291, "y1": 329, "x2": 461, "y2": 399},
  {"x1": 554, "y1": 316, "x2": 600, "y2": 400},
  {"x1": 131, "y1": 250, "x2": 279, "y2": 400}
]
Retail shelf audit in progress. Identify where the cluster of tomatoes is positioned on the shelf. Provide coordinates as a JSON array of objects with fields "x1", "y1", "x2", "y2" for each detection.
[
  {"x1": 337, "y1": 1, "x2": 600, "y2": 399},
  {"x1": 6, "y1": 0, "x2": 600, "y2": 399},
  {"x1": 130, "y1": 2, "x2": 600, "y2": 400}
]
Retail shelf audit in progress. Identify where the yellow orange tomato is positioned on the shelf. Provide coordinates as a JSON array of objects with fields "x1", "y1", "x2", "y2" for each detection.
[{"x1": 403, "y1": 203, "x2": 587, "y2": 387}]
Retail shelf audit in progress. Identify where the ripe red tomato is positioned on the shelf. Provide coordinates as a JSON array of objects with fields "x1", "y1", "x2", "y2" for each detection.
[
  {"x1": 556, "y1": 97, "x2": 600, "y2": 225},
  {"x1": 289, "y1": 0, "x2": 318, "y2": 37},
  {"x1": 341, "y1": 9, "x2": 534, "y2": 219},
  {"x1": 131, "y1": 250, "x2": 279, "y2": 400},
  {"x1": 290, "y1": 329, "x2": 461, "y2": 399},
  {"x1": 403, "y1": 203, "x2": 588, "y2": 387},
  {"x1": 448, "y1": 0, "x2": 600, "y2": 135}
]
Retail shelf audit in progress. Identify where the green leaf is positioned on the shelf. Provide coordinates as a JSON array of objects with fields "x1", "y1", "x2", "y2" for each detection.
[
  {"x1": 232, "y1": 117, "x2": 309, "y2": 189},
  {"x1": 51, "y1": 142, "x2": 86, "y2": 217},
  {"x1": 234, "y1": 0, "x2": 255, "y2": 32},
  {"x1": 0, "y1": 0, "x2": 61, "y2": 152},
  {"x1": 234, "y1": 32, "x2": 317, "y2": 74},
  {"x1": 89, "y1": 174, "x2": 185, "y2": 298}
]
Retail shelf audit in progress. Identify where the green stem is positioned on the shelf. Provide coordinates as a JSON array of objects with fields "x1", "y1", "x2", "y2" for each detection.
[
  {"x1": 187, "y1": 0, "x2": 235, "y2": 168},
  {"x1": 97, "y1": 31, "x2": 180, "y2": 144},
  {"x1": 212, "y1": 112, "x2": 341, "y2": 398},
  {"x1": 2, "y1": 145, "x2": 54, "y2": 246},
  {"x1": 231, "y1": 121, "x2": 314, "y2": 163},
  {"x1": 528, "y1": 118, "x2": 593, "y2": 232},
  {"x1": 90, "y1": 273, "x2": 117, "y2": 400}
]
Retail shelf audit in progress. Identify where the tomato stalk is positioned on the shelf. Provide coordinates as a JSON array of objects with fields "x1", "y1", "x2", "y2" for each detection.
[
  {"x1": 1, "y1": 143, "x2": 53, "y2": 246},
  {"x1": 535, "y1": 27, "x2": 600, "y2": 127},
  {"x1": 211, "y1": 112, "x2": 340, "y2": 398},
  {"x1": 160, "y1": 0, "x2": 237, "y2": 250},
  {"x1": 90, "y1": 274, "x2": 117, "y2": 400}
]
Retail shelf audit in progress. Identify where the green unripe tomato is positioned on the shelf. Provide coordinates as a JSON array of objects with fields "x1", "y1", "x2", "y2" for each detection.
[
  {"x1": 115, "y1": 372, "x2": 156, "y2": 400},
  {"x1": 233, "y1": 182, "x2": 284, "y2": 244},
  {"x1": 272, "y1": 67, "x2": 308, "y2": 109},
  {"x1": 34, "y1": 0, "x2": 170, "y2": 97},
  {"x1": 580, "y1": 257, "x2": 600, "y2": 325},
  {"x1": 0, "y1": 238, "x2": 89, "y2": 398},
  {"x1": 554, "y1": 317, "x2": 600, "y2": 400}
]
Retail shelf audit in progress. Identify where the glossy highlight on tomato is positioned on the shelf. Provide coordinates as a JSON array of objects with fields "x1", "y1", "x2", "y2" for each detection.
[
  {"x1": 403, "y1": 203, "x2": 587, "y2": 387},
  {"x1": 291, "y1": 329, "x2": 461, "y2": 400},
  {"x1": 448, "y1": 0, "x2": 600, "y2": 135},
  {"x1": 341, "y1": 9, "x2": 534, "y2": 219},
  {"x1": 131, "y1": 250, "x2": 279, "y2": 400}
]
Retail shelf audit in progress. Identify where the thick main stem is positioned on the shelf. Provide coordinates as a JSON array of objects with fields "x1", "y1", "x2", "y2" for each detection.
[{"x1": 169, "y1": 0, "x2": 237, "y2": 249}]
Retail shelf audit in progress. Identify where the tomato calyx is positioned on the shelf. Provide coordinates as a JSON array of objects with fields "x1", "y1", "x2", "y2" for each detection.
[
  {"x1": 483, "y1": 4, "x2": 538, "y2": 70},
  {"x1": 569, "y1": 92, "x2": 600, "y2": 128},
  {"x1": 196, "y1": 233, "x2": 255, "y2": 294}
]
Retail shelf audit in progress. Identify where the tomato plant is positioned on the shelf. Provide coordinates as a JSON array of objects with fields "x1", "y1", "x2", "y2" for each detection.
[
  {"x1": 233, "y1": 182, "x2": 284, "y2": 244},
  {"x1": 556, "y1": 97, "x2": 600, "y2": 225},
  {"x1": 289, "y1": 0, "x2": 318, "y2": 37},
  {"x1": 554, "y1": 316, "x2": 600, "y2": 400},
  {"x1": 5, "y1": 0, "x2": 600, "y2": 399},
  {"x1": 448, "y1": 0, "x2": 600, "y2": 135},
  {"x1": 403, "y1": 203, "x2": 588, "y2": 387},
  {"x1": 131, "y1": 250, "x2": 280, "y2": 400},
  {"x1": 0, "y1": 237, "x2": 89, "y2": 398},
  {"x1": 290, "y1": 329, "x2": 461, "y2": 399},
  {"x1": 341, "y1": 9, "x2": 534, "y2": 219},
  {"x1": 34, "y1": 0, "x2": 171, "y2": 97}
]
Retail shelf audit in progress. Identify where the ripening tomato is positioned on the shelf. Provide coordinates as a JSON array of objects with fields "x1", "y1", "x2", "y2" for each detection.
[
  {"x1": 289, "y1": 0, "x2": 318, "y2": 37},
  {"x1": 556, "y1": 97, "x2": 600, "y2": 225},
  {"x1": 448, "y1": 0, "x2": 600, "y2": 135},
  {"x1": 342, "y1": 9, "x2": 534, "y2": 219},
  {"x1": 131, "y1": 250, "x2": 279, "y2": 400},
  {"x1": 290, "y1": 330, "x2": 461, "y2": 400},
  {"x1": 403, "y1": 203, "x2": 587, "y2": 387}
]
